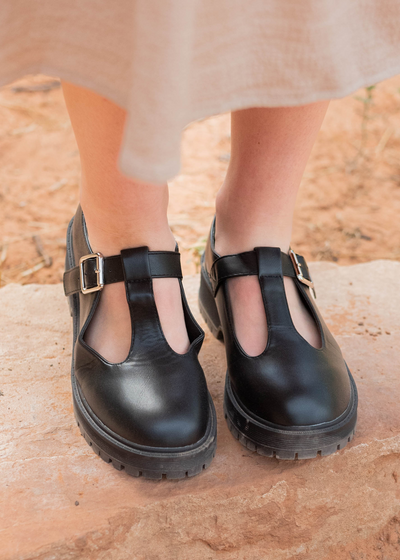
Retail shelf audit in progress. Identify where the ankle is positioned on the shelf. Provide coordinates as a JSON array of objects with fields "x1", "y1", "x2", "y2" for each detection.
[
  {"x1": 81, "y1": 206, "x2": 176, "y2": 256},
  {"x1": 215, "y1": 188, "x2": 292, "y2": 255},
  {"x1": 79, "y1": 175, "x2": 176, "y2": 255}
]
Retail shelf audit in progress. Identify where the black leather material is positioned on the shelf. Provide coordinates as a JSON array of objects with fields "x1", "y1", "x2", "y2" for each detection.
[
  {"x1": 63, "y1": 250, "x2": 182, "y2": 296},
  {"x1": 209, "y1": 250, "x2": 312, "y2": 296},
  {"x1": 67, "y1": 205, "x2": 211, "y2": 449},
  {"x1": 202, "y1": 218, "x2": 353, "y2": 428}
]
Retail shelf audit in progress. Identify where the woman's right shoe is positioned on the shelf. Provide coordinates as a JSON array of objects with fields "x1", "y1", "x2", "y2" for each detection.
[
  {"x1": 63, "y1": 205, "x2": 217, "y2": 479},
  {"x1": 199, "y1": 218, "x2": 357, "y2": 460}
]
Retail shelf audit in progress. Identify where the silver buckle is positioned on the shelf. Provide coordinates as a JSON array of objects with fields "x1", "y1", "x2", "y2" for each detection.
[
  {"x1": 79, "y1": 253, "x2": 104, "y2": 294},
  {"x1": 289, "y1": 249, "x2": 316, "y2": 299}
]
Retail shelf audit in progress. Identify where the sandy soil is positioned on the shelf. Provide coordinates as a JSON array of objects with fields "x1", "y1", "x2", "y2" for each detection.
[{"x1": 1, "y1": 74, "x2": 400, "y2": 285}]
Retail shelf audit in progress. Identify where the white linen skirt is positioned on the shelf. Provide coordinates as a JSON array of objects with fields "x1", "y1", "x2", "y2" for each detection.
[{"x1": 1, "y1": 0, "x2": 400, "y2": 183}]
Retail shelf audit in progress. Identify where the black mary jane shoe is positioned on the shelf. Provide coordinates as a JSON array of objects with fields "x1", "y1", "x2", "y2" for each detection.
[
  {"x1": 199, "y1": 218, "x2": 357, "y2": 460},
  {"x1": 63, "y1": 206, "x2": 216, "y2": 479}
]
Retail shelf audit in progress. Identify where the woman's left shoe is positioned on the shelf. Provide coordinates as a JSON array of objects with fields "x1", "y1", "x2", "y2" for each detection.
[
  {"x1": 199, "y1": 218, "x2": 357, "y2": 460},
  {"x1": 63, "y1": 205, "x2": 217, "y2": 479}
]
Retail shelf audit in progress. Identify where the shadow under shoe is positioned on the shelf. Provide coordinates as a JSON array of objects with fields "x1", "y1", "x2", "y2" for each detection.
[
  {"x1": 64, "y1": 205, "x2": 217, "y2": 479},
  {"x1": 199, "y1": 217, "x2": 357, "y2": 460}
]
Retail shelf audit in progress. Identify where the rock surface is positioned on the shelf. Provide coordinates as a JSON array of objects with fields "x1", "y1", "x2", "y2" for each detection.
[{"x1": 2, "y1": 261, "x2": 400, "y2": 560}]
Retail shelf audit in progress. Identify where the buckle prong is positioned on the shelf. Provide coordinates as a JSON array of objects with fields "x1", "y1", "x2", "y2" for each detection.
[
  {"x1": 79, "y1": 253, "x2": 105, "y2": 294},
  {"x1": 289, "y1": 249, "x2": 316, "y2": 299}
]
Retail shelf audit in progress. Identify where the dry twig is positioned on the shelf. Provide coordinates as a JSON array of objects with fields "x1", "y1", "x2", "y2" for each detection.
[
  {"x1": 11, "y1": 80, "x2": 61, "y2": 93},
  {"x1": 32, "y1": 235, "x2": 52, "y2": 267}
]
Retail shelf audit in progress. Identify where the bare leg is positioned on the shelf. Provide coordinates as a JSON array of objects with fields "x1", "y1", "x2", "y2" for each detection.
[
  {"x1": 62, "y1": 81, "x2": 190, "y2": 361},
  {"x1": 215, "y1": 103, "x2": 329, "y2": 356}
]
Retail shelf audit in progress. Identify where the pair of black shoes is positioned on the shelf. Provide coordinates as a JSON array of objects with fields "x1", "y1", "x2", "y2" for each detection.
[{"x1": 63, "y1": 206, "x2": 357, "y2": 479}]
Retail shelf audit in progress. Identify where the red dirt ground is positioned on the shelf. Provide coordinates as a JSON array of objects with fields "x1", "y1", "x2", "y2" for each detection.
[{"x1": 1, "y1": 74, "x2": 400, "y2": 285}]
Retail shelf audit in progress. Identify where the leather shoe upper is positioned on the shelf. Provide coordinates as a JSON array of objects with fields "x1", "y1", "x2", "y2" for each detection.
[
  {"x1": 202, "y1": 219, "x2": 352, "y2": 428},
  {"x1": 66, "y1": 206, "x2": 210, "y2": 448}
]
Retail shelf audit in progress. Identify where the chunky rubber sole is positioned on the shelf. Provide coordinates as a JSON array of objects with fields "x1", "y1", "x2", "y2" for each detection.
[
  {"x1": 66, "y1": 218, "x2": 217, "y2": 480},
  {"x1": 199, "y1": 261, "x2": 358, "y2": 460},
  {"x1": 72, "y1": 371, "x2": 217, "y2": 479}
]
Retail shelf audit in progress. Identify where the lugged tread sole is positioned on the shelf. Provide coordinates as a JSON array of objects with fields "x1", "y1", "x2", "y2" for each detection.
[
  {"x1": 72, "y1": 387, "x2": 217, "y2": 481},
  {"x1": 76, "y1": 418, "x2": 216, "y2": 479},
  {"x1": 224, "y1": 371, "x2": 357, "y2": 461},
  {"x1": 224, "y1": 407, "x2": 356, "y2": 460}
]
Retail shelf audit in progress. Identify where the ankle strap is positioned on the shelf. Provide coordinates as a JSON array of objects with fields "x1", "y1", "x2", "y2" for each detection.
[
  {"x1": 64, "y1": 248, "x2": 182, "y2": 296},
  {"x1": 209, "y1": 249, "x2": 313, "y2": 296}
]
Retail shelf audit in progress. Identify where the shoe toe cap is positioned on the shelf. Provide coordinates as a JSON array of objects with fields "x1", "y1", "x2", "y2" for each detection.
[
  {"x1": 231, "y1": 349, "x2": 353, "y2": 427},
  {"x1": 75, "y1": 355, "x2": 210, "y2": 448},
  {"x1": 280, "y1": 392, "x2": 350, "y2": 426}
]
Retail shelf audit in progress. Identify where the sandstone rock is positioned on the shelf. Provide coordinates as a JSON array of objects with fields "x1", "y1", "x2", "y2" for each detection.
[{"x1": 1, "y1": 261, "x2": 400, "y2": 560}]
